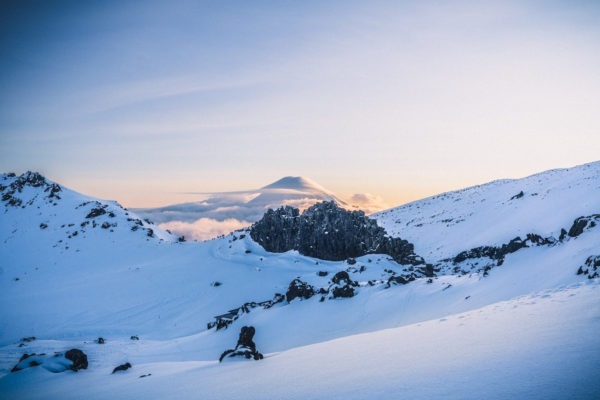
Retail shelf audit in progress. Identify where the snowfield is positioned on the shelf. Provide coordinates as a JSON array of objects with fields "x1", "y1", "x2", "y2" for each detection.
[{"x1": 1, "y1": 162, "x2": 599, "y2": 399}]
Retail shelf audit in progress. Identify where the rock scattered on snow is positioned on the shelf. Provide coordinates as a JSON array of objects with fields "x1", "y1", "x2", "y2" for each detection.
[
  {"x1": 285, "y1": 278, "x2": 315, "y2": 303},
  {"x1": 11, "y1": 349, "x2": 88, "y2": 373},
  {"x1": 112, "y1": 362, "x2": 132, "y2": 374},
  {"x1": 577, "y1": 255, "x2": 600, "y2": 279},
  {"x1": 219, "y1": 326, "x2": 263, "y2": 362},
  {"x1": 65, "y1": 349, "x2": 89, "y2": 371}
]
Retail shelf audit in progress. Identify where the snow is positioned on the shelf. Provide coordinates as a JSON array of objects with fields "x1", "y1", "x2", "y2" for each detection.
[
  {"x1": 374, "y1": 160, "x2": 600, "y2": 261},
  {"x1": 1, "y1": 284, "x2": 598, "y2": 400},
  {"x1": 1, "y1": 163, "x2": 599, "y2": 399}
]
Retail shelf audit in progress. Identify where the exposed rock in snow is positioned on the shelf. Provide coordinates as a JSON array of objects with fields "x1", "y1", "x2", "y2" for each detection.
[
  {"x1": 219, "y1": 326, "x2": 263, "y2": 362},
  {"x1": 11, "y1": 349, "x2": 88, "y2": 373},
  {"x1": 112, "y1": 362, "x2": 132, "y2": 374},
  {"x1": 250, "y1": 201, "x2": 424, "y2": 264},
  {"x1": 285, "y1": 278, "x2": 315, "y2": 303}
]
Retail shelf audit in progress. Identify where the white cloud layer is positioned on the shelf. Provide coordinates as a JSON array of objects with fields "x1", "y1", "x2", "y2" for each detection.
[{"x1": 160, "y1": 218, "x2": 251, "y2": 241}]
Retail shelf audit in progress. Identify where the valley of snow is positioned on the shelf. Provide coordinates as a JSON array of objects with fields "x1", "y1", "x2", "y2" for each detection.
[{"x1": 1, "y1": 162, "x2": 599, "y2": 399}]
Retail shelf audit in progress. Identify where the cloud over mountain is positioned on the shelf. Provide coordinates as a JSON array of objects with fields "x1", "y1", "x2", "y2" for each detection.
[{"x1": 134, "y1": 176, "x2": 358, "y2": 240}]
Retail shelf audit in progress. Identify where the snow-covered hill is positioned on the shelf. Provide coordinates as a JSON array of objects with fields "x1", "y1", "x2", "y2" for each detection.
[
  {"x1": 375, "y1": 161, "x2": 600, "y2": 261},
  {"x1": 132, "y1": 176, "x2": 348, "y2": 241},
  {"x1": 0, "y1": 164, "x2": 599, "y2": 399}
]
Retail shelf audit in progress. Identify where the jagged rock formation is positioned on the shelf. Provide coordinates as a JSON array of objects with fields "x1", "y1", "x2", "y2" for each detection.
[
  {"x1": 451, "y1": 234, "x2": 556, "y2": 267},
  {"x1": 1, "y1": 171, "x2": 62, "y2": 207},
  {"x1": 65, "y1": 349, "x2": 88, "y2": 371},
  {"x1": 286, "y1": 278, "x2": 316, "y2": 302},
  {"x1": 250, "y1": 201, "x2": 424, "y2": 265},
  {"x1": 330, "y1": 271, "x2": 358, "y2": 298},
  {"x1": 568, "y1": 214, "x2": 600, "y2": 238},
  {"x1": 577, "y1": 255, "x2": 600, "y2": 279},
  {"x1": 219, "y1": 326, "x2": 264, "y2": 362}
]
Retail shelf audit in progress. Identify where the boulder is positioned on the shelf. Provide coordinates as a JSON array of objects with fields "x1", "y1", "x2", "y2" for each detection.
[
  {"x1": 65, "y1": 349, "x2": 88, "y2": 371},
  {"x1": 285, "y1": 279, "x2": 315, "y2": 302},
  {"x1": 112, "y1": 362, "x2": 132, "y2": 374},
  {"x1": 332, "y1": 285, "x2": 355, "y2": 298},
  {"x1": 219, "y1": 326, "x2": 263, "y2": 362},
  {"x1": 250, "y1": 201, "x2": 425, "y2": 265}
]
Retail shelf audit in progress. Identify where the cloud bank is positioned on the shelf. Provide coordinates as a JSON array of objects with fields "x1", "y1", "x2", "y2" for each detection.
[
  {"x1": 160, "y1": 218, "x2": 252, "y2": 241},
  {"x1": 137, "y1": 177, "x2": 389, "y2": 240}
]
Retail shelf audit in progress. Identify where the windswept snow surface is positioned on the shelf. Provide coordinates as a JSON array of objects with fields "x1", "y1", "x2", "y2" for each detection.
[
  {"x1": 375, "y1": 161, "x2": 600, "y2": 260},
  {"x1": 1, "y1": 163, "x2": 599, "y2": 399},
  {"x1": 2, "y1": 284, "x2": 598, "y2": 400}
]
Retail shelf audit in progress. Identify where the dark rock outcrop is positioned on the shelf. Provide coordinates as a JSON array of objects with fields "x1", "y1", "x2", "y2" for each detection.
[
  {"x1": 219, "y1": 326, "x2": 264, "y2": 362},
  {"x1": 452, "y1": 233, "x2": 556, "y2": 267},
  {"x1": 112, "y1": 362, "x2": 132, "y2": 374},
  {"x1": 331, "y1": 271, "x2": 353, "y2": 285},
  {"x1": 250, "y1": 201, "x2": 425, "y2": 265},
  {"x1": 65, "y1": 349, "x2": 88, "y2": 371},
  {"x1": 286, "y1": 278, "x2": 315, "y2": 302},
  {"x1": 330, "y1": 270, "x2": 358, "y2": 298},
  {"x1": 387, "y1": 275, "x2": 416, "y2": 286},
  {"x1": 250, "y1": 206, "x2": 300, "y2": 253},
  {"x1": 332, "y1": 285, "x2": 355, "y2": 298},
  {"x1": 207, "y1": 293, "x2": 285, "y2": 331},
  {"x1": 577, "y1": 255, "x2": 600, "y2": 279},
  {"x1": 86, "y1": 207, "x2": 107, "y2": 218},
  {"x1": 568, "y1": 215, "x2": 600, "y2": 238},
  {"x1": 1, "y1": 172, "x2": 63, "y2": 207},
  {"x1": 510, "y1": 191, "x2": 524, "y2": 200}
]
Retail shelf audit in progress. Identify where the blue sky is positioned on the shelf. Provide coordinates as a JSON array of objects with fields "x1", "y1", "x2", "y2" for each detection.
[{"x1": 1, "y1": 0, "x2": 599, "y2": 207}]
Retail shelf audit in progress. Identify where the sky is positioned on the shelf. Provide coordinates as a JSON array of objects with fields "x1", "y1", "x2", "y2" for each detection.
[{"x1": 1, "y1": 0, "x2": 599, "y2": 209}]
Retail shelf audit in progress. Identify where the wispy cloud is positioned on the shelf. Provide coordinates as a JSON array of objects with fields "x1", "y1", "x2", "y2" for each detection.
[{"x1": 348, "y1": 193, "x2": 389, "y2": 215}]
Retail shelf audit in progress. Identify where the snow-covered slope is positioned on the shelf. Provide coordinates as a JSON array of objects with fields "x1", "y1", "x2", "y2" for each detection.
[
  {"x1": 0, "y1": 165, "x2": 599, "y2": 399},
  {"x1": 0, "y1": 172, "x2": 176, "y2": 247},
  {"x1": 375, "y1": 161, "x2": 600, "y2": 261}
]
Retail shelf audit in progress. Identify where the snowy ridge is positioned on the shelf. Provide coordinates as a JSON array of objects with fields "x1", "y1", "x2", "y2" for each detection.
[
  {"x1": 0, "y1": 172, "x2": 177, "y2": 248},
  {"x1": 375, "y1": 160, "x2": 600, "y2": 260},
  {"x1": 0, "y1": 164, "x2": 599, "y2": 399}
]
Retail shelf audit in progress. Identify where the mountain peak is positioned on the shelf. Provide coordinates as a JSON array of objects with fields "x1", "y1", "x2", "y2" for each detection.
[{"x1": 262, "y1": 176, "x2": 328, "y2": 193}]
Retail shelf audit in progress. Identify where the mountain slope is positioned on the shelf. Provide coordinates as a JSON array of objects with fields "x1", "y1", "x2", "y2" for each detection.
[
  {"x1": 374, "y1": 161, "x2": 600, "y2": 261},
  {"x1": 2, "y1": 284, "x2": 597, "y2": 400},
  {"x1": 0, "y1": 164, "x2": 599, "y2": 399}
]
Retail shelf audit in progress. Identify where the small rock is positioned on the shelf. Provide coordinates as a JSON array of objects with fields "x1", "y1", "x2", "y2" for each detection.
[{"x1": 112, "y1": 362, "x2": 132, "y2": 374}]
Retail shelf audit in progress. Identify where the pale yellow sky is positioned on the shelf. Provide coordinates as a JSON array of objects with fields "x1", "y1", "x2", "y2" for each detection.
[{"x1": 1, "y1": 1, "x2": 599, "y2": 209}]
